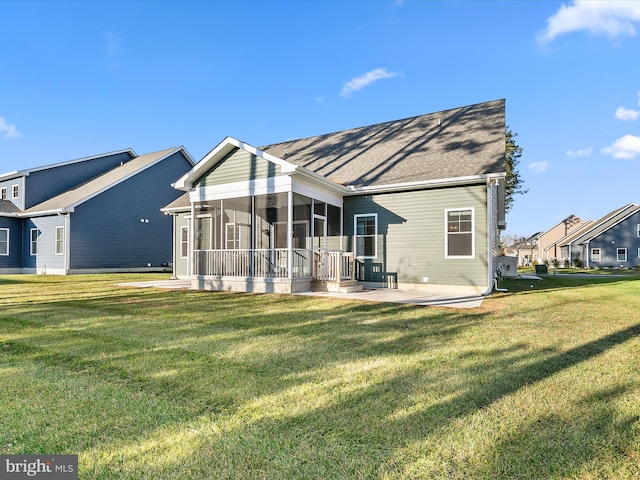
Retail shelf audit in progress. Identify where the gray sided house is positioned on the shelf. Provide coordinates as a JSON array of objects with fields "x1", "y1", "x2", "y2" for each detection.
[
  {"x1": 164, "y1": 99, "x2": 507, "y2": 295},
  {"x1": 559, "y1": 203, "x2": 640, "y2": 268},
  {"x1": 0, "y1": 147, "x2": 194, "y2": 274}
]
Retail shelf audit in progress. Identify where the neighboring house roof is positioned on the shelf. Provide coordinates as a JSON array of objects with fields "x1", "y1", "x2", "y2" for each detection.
[
  {"x1": 0, "y1": 199, "x2": 20, "y2": 216},
  {"x1": 162, "y1": 192, "x2": 191, "y2": 212},
  {"x1": 22, "y1": 146, "x2": 193, "y2": 216},
  {"x1": 259, "y1": 99, "x2": 506, "y2": 188},
  {"x1": 544, "y1": 220, "x2": 595, "y2": 252},
  {"x1": 0, "y1": 148, "x2": 137, "y2": 182},
  {"x1": 558, "y1": 203, "x2": 639, "y2": 247}
]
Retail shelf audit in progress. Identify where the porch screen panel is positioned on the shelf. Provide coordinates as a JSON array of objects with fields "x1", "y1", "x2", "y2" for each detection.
[
  {"x1": 293, "y1": 194, "x2": 311, "y2": 250},
  {"x1": 327, "y1": 204, "x2": 341, "y2": 250},
  {"x1": 224, "y1": 197, "x2": 252, "y2": 249},
  {"x1": 254, "y1": 193, "x2": 288, "y2": 249}
]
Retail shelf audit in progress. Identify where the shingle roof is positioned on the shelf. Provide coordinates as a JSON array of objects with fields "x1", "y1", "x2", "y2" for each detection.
[
  {"x1": 260, "y1": 99, "x2": 506, "y2": 188},
  {"x1": 22, "y1": 147, "x2": 182, "y2": 215},
  {"x1": 162, "y1": 192, "x2": 191, "y2": 211},
  {"x1": 0, "y1": 148, "x2": 137, "y2": 182},
  {"x1": 559, "y1": 203, "x2": 638, "y2": 247},
  {"x1": 0, "y1": 200, "x2": 20, "y2": 215}
]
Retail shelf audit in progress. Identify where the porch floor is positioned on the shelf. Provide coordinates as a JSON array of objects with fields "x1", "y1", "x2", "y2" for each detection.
[{"x1": 115, "y1": 279, "x2": 485, "y2": 308}]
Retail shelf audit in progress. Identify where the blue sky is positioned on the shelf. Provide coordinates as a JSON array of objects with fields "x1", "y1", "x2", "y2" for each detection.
[{"x1": 1, "y1": 0, "x2": 639, "y2": 237}]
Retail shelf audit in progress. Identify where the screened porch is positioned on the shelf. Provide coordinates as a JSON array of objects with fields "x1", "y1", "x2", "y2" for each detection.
[{"x1": 188, "y1": 192, "x2": 354, "y2": 286}]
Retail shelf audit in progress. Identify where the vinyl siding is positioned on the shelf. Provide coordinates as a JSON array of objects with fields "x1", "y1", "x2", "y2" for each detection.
[
  {"x1": 0, "y1": 217, "x2": 23, "y2": 269},
  {"x1": 69, "y1": 151, "x2": 192, "y2": 270},
  {"x1": 587, "y1": 210, "x2": 640, "y2": 267},
  {"x1": 344, "y1": 184, "x2": 489, "y2": 288},
  {"x1": 22, "y1": 216, "x2": 66, "y2": 272},
  {"x1": 173, "y1": 212, "x2": 190, "y2": 278},
  {"x1": 195, "y1": 149, "x2": 282, "y2": 187},
  {"x1": 0, "y1": 177, "x2": 25, "y2": 210},
  {"x1": 24, "y1": 151, "x2": 135, "y2": 209}
]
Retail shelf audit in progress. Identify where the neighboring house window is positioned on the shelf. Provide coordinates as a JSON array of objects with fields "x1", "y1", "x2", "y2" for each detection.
[
  {"x1": 637, "y1": 224, "x2": 640, "y2": 237},
  {"x1": 30, "y1": 229, "x2": 39, "y2": 255},
  {"x1": 354, "y1": 214, "x2": 377, "y2": 259},
  {"x1": 0, "y1": 228, "x2": 8, "y2": 255},
  {"x1": 446, "y1": 208, "x2": 474, "y2": 258},
  {"x1": 0, "y1": 187, "x2": 6, "y2": 200},
  {"x1": 55, "y1": 226, "x2": 64, "y2": 255},
  {"x1": 617, "y1": 248, "x2": 627, "y2": 262},
  {"x1": 591, "y1": 248, "x2": 601, "y2": 262},
  {"x1": 12, "y1": 184, "x2": 19, "y2": 198},
  {"x1": 638, "y1": 247, "x2": 640, "y2": 259},
  {"x1": 180, "y1": 226, "x2": 188, "y2": 258}
]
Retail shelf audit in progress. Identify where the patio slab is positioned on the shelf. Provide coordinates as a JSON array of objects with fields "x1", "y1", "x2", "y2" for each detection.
[{"x1": 115, "y1": 280, "x2": 485, "y2": 309}]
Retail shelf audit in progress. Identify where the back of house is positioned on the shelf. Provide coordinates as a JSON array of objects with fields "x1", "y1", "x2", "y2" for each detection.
[{"x1": 165, "y1": 99, "x2": 507, "y2": 295}]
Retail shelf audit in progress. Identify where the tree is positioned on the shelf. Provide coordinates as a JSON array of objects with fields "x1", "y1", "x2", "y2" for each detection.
[{"x1": 504, "y1": 126, "x2": 527, "y2": 213}]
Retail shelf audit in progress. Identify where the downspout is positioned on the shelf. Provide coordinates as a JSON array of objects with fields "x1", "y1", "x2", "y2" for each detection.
[{"x1": 484, "y1": 178, "x2": 504, "y2": 295}]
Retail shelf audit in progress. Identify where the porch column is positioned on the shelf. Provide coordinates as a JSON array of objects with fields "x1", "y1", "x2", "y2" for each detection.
[{"x1": 287, "y1": 190, "x2": 293, "y2": 280}]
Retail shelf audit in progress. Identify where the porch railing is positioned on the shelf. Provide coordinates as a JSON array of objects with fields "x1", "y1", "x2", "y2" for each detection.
[
  {"x1": 314, "y1": 251, "x2": 355, "y2": 282},
  {"x1": 193, "y1": 249, "x2": 355, "y2": 283},
  {"x1": 194, "y1": 249, "x2": 313, "y2": 278}
]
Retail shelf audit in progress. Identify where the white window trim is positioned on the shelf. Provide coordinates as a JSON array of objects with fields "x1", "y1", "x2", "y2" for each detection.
[
  {"x1": 30, "y1": 228, "x2": 38, "y2": 256},
  {"x1": 637, "y1": 224, "x2": 640, "y2": 237},
  {"x1": 354, "y1": 213, "x2": 378, "y2": 259},
  {"x1": 617, "y1": 248, "x2": 627, "y2": 262},
  {"x1": 11, "y1": 184, "x2": 19, "y2": 199},
  {"x1": 180, "y1": 226, "x2": 189, "y2": 259},
  {"x1": 0, "y1": 187, "x2": 6, "y2": 200},
  {"x1": 637, "y1": 247, "x2": 640, "y2": 259},
  {"x1": 55, "y1": 226, "x2": 64, "y2": 255},
  {"x1": 445, "y1": 207, "x2": 475, "y2": 259},
  {"x1": 591, "y1": 248, "x2": 601, "y2": 262},
  {"x1": 0, "y1": 228, "x2": 9, "y2": 256}
]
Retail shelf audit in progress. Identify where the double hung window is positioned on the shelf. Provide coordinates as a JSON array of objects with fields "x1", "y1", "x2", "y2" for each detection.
[
  {"x1": 446, "y1": 208, "x2": 474, "y2": 258},
  {"x1": 354, "y1": 214, "x2": 377, "y2": 259}
]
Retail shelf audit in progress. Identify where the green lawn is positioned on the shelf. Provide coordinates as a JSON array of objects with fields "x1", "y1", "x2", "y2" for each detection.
[{"x1": 1, "y1": 274, "x2": 639, "y2": 479}]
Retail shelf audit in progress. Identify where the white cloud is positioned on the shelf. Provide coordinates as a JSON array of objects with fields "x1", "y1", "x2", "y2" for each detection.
[
  {"x1": 615, "y1": 107, "x2": 640, "y2": 120},
  {"x1": 566, "y1": 146, "x2": 593, "y2": 157},
  {"x1": 538, "y1": 1, "x2": 640, "y2": 44},
  {"x1": 602, "y1": 134, "x2": 640, "y2": 159},
  {"x1": 0, "y1": 117, "x2": 21, "y2": 139},
  {"x1": 529, "y1": 161, "x2": 549, "y2": 173},
  {"x1": 340, "y1": 68, "x2": 399, "y2": 97}
]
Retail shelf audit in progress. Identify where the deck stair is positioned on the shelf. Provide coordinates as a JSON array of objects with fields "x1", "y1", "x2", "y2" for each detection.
[{"x1": 311, "y1": 280, "x2": 363, "y2": 294}]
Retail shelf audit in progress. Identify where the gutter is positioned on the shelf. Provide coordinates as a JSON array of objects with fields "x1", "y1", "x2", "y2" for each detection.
[{"x1": 345, "y1": 172, "x2": 506, "y2": 195}]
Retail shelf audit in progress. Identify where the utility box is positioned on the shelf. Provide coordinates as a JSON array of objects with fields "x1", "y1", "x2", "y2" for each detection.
[
  {"x1": 496, "y1": 256, "x2": 518, "y2": 277},
  {"x1": 535, "y1": 264, "x2": 548, "y2": 275}
]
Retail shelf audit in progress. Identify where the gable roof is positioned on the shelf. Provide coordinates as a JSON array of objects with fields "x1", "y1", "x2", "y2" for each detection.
[
  {"x1": 176, "y1": 99, "x2": 506, "y2": 193},
  {"x1": 260, "y1": 99, "x2": 506, "y2": 188},
  {"x1": 558, "y1": 203, "x2": 639, "y2": 247},
  {"x1": 22, "y1": 146, "x2": 193, "y2": 216},
  {"x1": 571, "y1": 203, "x2": 640, "y2": 245},
  {"x1": 544, "y1": 220, "x2": 595, "y2": 252},
  {"x1": 0, "y1": 148, "x2": 137, "y2": 182}
]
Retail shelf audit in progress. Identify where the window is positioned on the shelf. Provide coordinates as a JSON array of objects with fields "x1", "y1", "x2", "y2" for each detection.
[
  {"x1": 637, "y1": 224, "x2": 640, "y2": 237},
  {"x1": 354, "y1": 214, "x2": 377, "y2": 258},
  {"x1": 446, "y1": 208, "x2": 474, "y2": 258},
  {"x1": 30, "y1": 229, "x2": 38, "y2": 255},
  {"x1": 0, "y1": 228, "x2": 8, "y2": 255},
  {"x1": 0, "y1": 187, "x2": 6, "y2": 200},
  {"x1": 55, "y1": 226, "x2": 64, "y2": 255},
  {"x1": 180, "y1": 226, "x2": 188, "y2": 258},
  {"x1": 617, "y1": 248, "x2": 627, "y2": 262},
  {"x1": 12, "y1": 184, "x2": 19, "y2": 199},
  {"x1": 591, "y1": 248, "x2": 601, "y2": 262}
]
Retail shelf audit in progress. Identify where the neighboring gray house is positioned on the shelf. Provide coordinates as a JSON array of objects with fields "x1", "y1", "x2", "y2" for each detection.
[
  {"x1": 558, "y1": 203, "x2": 640, "y2": 268},
  {"x1": 0, "y1": 147, "x2": 194, "y2": 274},
  {"x1": 164, "y1": 99, "x2": 507, "y2": 295}
]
